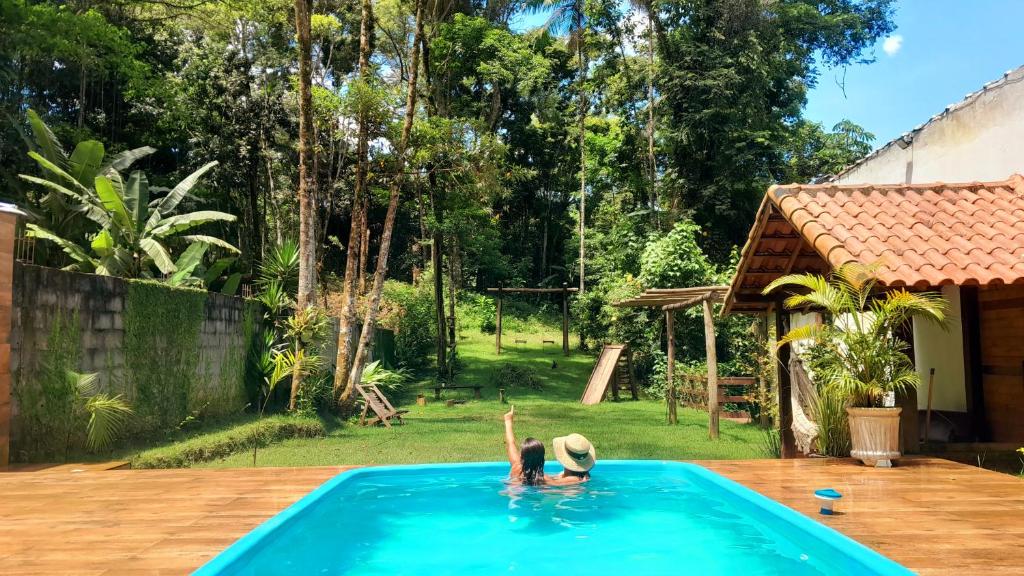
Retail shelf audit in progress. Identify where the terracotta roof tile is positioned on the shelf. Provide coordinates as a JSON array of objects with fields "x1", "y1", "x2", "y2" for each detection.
[{"x1": 764, "y1": 174, "x2": 1024, "y2": 288}]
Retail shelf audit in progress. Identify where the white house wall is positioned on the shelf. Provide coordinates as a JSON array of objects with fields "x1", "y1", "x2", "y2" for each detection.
[
  {"x1": 834, "y1": 66, "x2": 1024, "y2": 186},
  {"x1": 912, "y1": 286, "x2": 965, "y2": 411}
]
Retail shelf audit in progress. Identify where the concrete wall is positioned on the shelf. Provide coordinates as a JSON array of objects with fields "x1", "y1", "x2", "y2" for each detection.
[
  {"x1": 789, "y1": 311, "x2": 821, "y2": 358},
  {"x1": 9, "y1": 264, "x2": 258, "y2": 460},
  {"x1": 912, "y1": 286, "x2": 965, "y2": 412},
  {"x1": 834, "y1": 67, "x2": 1024, "y2": 185}
]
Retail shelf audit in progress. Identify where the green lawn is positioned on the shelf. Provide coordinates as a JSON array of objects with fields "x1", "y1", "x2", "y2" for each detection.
[{"x1": 193, "y1": 319, "x2": 767, "y2": 468}]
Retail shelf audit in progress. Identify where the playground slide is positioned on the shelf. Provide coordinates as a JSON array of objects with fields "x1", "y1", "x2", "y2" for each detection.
[{"x1": 580, "y1": 345, "x2": 626, "y2": 405}]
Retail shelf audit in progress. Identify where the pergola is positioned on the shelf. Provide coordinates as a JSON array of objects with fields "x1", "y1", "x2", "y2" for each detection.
[{"x1": 615, "y1": 286, "x2": 729, "y2": 437}]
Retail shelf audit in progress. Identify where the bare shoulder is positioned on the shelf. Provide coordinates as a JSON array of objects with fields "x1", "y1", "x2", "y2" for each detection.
[{"x1": 545, "y1": 474, "x2": 588, "y2": 486}]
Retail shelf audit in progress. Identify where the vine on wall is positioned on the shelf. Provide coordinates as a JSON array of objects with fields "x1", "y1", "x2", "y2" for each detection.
[
  {"x1": 13, "y1": 313, "x2": 83, "y2": 459},
  {"x1": 13, "y1": 274, "x2": 261, "y2": 461},
  {"x1": 123, "y1": 280, "x2": 207, "y2": 432}
]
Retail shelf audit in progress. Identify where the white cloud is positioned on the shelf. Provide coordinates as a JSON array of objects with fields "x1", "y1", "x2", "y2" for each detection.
[{"x1": 882, "y1": 35, "x2": 903, "y2": 57}]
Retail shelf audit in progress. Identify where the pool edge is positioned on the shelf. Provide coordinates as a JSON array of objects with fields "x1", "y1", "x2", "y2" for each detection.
[{"x1": 192, "y1": 460, "x2": 915, "y2": 576}]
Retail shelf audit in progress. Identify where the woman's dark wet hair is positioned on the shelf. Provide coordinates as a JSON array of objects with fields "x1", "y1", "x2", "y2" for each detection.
[{"x1": 520, "y1": 437, "x2": 546, "y2": 486}]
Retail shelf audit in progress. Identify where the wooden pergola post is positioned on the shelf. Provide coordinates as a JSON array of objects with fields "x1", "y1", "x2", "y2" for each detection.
[
  {"x1": 775, "y1": 304, "x2": 797, "y2": 458},
  {"x1": 703, "y1": 297, "x2": 719, "y2": 440},
  {"x1": 561, "y1": 282, "x2": 569, "y2": 355},
  {"x1": 614, "y1": 287, "x2": 729, "y2": 427},
  {"x1": 495, "y1": 283, "x2": 503, "y2": 355},
  {"x1": 665, "y1": 309, "x2": 677, "y2": 425},
  {"x1": 757, "y1": 316, "x2": 770, "y2": 427}
]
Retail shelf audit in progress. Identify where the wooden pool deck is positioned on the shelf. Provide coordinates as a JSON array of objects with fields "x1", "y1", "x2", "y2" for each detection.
[{"x1": 0, "y1": 457, "x2": 1020, "y2": 575}]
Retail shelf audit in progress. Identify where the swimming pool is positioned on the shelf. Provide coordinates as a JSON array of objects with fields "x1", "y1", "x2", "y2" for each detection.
[{"x1": 195, "y1": 461, "x2": 913, "y2": 575}]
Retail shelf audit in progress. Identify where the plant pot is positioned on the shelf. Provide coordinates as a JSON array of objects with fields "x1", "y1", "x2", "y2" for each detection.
[{"x1": 846, "y1": 407, "x2": 902, "y2": 467}]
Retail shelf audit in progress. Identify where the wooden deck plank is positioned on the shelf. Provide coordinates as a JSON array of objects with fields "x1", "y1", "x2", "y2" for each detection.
[{"x1": 0, "y1": 458, "x2": 1020, "y2": 574}]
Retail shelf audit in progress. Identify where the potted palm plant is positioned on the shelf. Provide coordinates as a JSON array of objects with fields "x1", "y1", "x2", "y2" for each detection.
[{"x1": 764, "y1": 263, "x2": 947, "y2": 467}]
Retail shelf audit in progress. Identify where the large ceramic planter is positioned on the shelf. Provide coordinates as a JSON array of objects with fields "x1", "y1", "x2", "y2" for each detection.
[{"x1": 846, "y1": 407, "x2": 902, "y2": 467}]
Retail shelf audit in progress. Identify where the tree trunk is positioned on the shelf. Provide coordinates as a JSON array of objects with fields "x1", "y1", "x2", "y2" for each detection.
[
  {"x1": 344, "y1": 0, "x2": 425, "y2": 398},
  {"x1": 576, "y1": 8, "x2": 587, "y2": 293},
  {"x1": 647, "y1": 13, "x2": 659, "y2": 227},
  {"x1": 294, "y1": 0, "x2": 317, "y2": 309},
  {"x1": 358, "y1": 218, "x2": 369, "y2": 294},
  {"x1": 291, "y1": 0, "x2": 316, "y2": 410},
  {"x1": 333, "y1": 0, "x2": 374, "y2": 405},
  {"x1": 77, "y1": 63, "x2": 87, "y2": 130},
  {"x1": 431, "y1": 186, "x2": 448, "y2": 379}
]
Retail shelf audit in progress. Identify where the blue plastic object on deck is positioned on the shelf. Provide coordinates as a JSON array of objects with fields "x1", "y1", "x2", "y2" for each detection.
[{"x1": 815, "y1": 488, "x2": 843, "y2": 515}]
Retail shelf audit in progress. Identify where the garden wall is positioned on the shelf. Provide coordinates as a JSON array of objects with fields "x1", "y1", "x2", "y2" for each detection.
[{"x1": 9, "y1": 264, "x2": 261, "y2": 461}]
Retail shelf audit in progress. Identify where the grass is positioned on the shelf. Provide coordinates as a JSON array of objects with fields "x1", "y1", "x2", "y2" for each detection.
[
  {"x1": 188, "y1": 307, "x2": 766, "y2": 468},
  {"x1": 128, "y1": 414, "x2": 325, "y2": 469}
]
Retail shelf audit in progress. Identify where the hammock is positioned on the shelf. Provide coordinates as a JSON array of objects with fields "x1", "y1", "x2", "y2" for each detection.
[{"x1": 788, "y1": 355, "x2": 820, "y2": 455}]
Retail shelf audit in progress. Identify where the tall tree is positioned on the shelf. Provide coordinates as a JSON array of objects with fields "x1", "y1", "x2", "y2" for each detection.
[
  {"x1": 292, "y1": 0, "x2": 317, "y2": 410},
  {"x1": 657, "y1": 0, "x2": 894, "y2": 261},
  {"x1": 343, "y1": 0, "x2": 426, "y2": 401},
  {"x1": 630, "y1": 0, "x2": 660, "y2": 221},
  {"x1": 295, "y1": 0, "x2": 317, "y2": 308},
  {"x1": 333, "y1": 0, "x2": 375, "y2": 404},
  {"x1": 531, "y1": 0, "x2": 589, "y2": 291}
]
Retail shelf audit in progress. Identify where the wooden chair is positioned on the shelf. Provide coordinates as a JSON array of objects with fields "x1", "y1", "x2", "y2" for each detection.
[{"x1": 356, "y1": 383, "x2": 408, "y2": 428}]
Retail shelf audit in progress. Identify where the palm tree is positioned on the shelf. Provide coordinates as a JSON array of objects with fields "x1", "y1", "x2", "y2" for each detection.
[
  {"x1": 764, "y1": 263, "x2": 947, "y2": 407},
  {"x1": 68, "y1": 371, "x2": 134, "y2": 453},
  {"x1": 529, "y1": 0, "x2": 588, "y2": 291}
]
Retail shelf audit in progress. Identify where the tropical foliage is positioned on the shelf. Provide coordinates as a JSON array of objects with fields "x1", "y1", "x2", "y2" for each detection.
[
  {"x1": 18, "y1": 112, "x2": 238, "y2": 279},
  {"x1": 1, "y1": 0, "x2": 898, "y2": 413},
  {"x1": 69, "y1": 370, "x2": 134, "y2": 451},
  {"x1": 764, "y1": 263, "x2": 948, "y2": 407}
]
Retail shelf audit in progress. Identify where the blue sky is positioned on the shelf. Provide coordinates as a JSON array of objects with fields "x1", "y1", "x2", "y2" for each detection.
[
  {"x1": 513, "y1": 1, "x2": 1024, "y2": 148},
  {"x1": 807, "y1": 0, "x2": 1024, "y2": 145}
]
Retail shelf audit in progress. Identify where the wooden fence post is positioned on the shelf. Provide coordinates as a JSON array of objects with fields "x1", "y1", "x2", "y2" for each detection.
[
  {"x1": 495, "y1": 283, "x2": 503, "y2": 355},
  {"x1": 561, "y1": 282, "x2": 570, "y2": 355},
  {"x1": 703, "y1": 297, "x2": 719, "y2": 440},
  {"x1": 666, "y1": 310, "x2": 677, "y2": 425}
]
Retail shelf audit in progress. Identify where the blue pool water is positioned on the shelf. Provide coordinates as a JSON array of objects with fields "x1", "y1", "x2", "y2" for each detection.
[{"x1": 195, "y1": 461, "x2": 912, "y2": 576}]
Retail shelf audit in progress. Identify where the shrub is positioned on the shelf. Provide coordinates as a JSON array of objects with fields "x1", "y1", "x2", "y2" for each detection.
[
  {"x1": 131, "y1": 415, "x2": 325, "y2": 468},
  {"x1": 459, "y1": 292, "x2": 497, "y2": 334},
  {"x1": 811, "y1": 385, "x2": 852, "y2": 457},
  {"x1": 381, "y1": 280, "x2": 436, "y2": 369},
  {"x1": 490, "y1": 363, "x2": 542, "y2": 391}
]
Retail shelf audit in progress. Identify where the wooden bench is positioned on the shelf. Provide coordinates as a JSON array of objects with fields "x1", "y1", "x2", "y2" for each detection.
[{"x1": 433, "y1": 385, "x2": 482, "y2": 400}]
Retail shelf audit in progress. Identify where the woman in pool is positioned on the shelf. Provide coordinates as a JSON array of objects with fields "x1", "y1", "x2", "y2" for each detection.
[{"x1": 503, "y1": 405, "x2": 595, "y2": 486}]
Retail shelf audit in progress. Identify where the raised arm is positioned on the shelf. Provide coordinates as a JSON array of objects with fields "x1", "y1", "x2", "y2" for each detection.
[{"x1": 503, "y1": 406, "x2": 522, "y2": 478}]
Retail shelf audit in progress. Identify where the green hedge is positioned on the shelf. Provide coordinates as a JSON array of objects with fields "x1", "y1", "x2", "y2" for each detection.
[{"x1": 130, "y1": 415, "x2": 325, "y2": 468}]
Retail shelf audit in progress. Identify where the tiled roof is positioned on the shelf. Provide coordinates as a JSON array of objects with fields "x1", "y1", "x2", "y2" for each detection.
[{"x1": 769, "y1": 174, "x2": 1024, "y2": 288}]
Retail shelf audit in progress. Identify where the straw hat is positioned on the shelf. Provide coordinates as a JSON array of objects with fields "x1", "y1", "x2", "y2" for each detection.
[{"x1": 552, "y1": 433, "x2": 596, "y2": 473}]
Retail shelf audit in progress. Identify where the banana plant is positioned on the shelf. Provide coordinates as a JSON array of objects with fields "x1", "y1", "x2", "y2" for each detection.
[
  {"x1": 19, "y1": 121, "x2": 239, "y2": 277},
  {"x1": 163, "y1": 242, "x2": 242, "y2": 294},
  {"x1": 18, "y1": 109, "x2": 156, "y2": 245}
]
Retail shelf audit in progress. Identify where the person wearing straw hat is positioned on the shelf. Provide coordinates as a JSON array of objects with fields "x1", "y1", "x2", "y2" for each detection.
[
  {"x1": 551, "y1": 433, "x2": 596, "y2": 482},
  {"x1": 502, "y1": 406, "x2": 595, "y2": 486}
]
